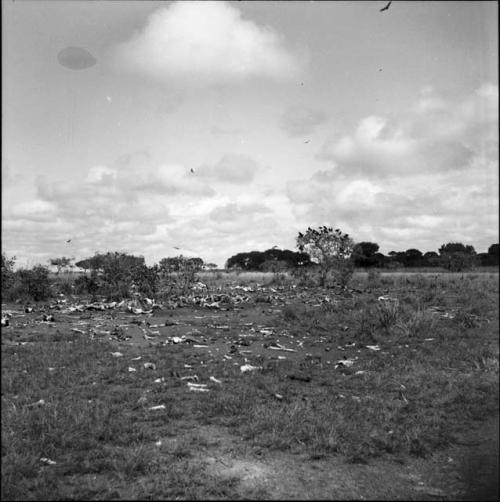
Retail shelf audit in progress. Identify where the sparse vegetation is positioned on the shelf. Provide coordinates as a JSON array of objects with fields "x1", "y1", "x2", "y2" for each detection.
[
  {"x1": 1, "y1": 251, "x2": 498, "y2": 500},
  {"x1": 296, "y1": 226, "x2": 355, "y2": 288}
]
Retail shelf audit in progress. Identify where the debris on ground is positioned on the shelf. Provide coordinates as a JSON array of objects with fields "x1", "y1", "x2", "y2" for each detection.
[
  {"x1": 149, "y1": 404, "x2": 166, "y2": 411},
  {"x1": 335, "y1": 357, "x2": 356, "y2": 368},
  {"x1": 378, "y1": 295, "x2": 399, "y2": 303},
  {"x1": 187, "y1": 382, "x2": 209, "y2": 392},
  {"x1": 267, "y1": 342, "x2": 297, "y2": 353},
  {"x1": 40, "y1": 457, "x2": 57, "y2": 466},
  {"x1": 240, "y1": 364, "x2": 262, "y2": 373},
  {"x1": 26, "y1": 399, "x2": 46, "y2": 407}
]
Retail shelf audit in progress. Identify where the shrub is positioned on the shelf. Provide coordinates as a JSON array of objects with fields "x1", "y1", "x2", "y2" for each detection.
[
  {"x1": 8, "y1": 266, "x2": 52, "y2": 302},
  {"x1": 159, "y1": 255, "x2": 202, "y2": 296},
  {"x1": 440, "y1": 252, "x2": 477, "y2": 272},
  {"x1": 296, "y1": 226, "x2": 355, "y2": 288},
  {"x1": 375, "y1": 299, "x2": 400, "y2": 332},
  {"x1": 1, "y1": 253, "x2": 16, "y2": 297},
  {"x1": 131, "y1": 264, "x2": 160, "y2": 298},
  {"x1": 74, "y1": 272, "x2": 101, "y2": 297}
]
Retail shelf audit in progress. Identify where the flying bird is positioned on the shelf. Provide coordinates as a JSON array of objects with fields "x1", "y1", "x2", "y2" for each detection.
[
  {"x1": 173, "y1": 247, "x2": 180, "y2": 250},
  {"x1": 190, "y1": 168, "x2": 195, "y2": 174},
  {"x1": 66, "y1": 239, "x2": 72, "y2": 243},
  {"x1": 304, "y1": 140, "x2": 310, "y2": 144},
  {"x1": 380, "y1": 1, "x2": 392, "y2": 12}
]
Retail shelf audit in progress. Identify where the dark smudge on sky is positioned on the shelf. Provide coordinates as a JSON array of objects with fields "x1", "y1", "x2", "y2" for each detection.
[{"x1": 57, "y1": 47, "x2": 97, "y2": 70}]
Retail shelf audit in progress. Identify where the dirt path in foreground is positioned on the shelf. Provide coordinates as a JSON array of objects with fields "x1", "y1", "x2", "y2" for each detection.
[{"x1": 171, "y1": 413, "x2": 498, "y2": 500}]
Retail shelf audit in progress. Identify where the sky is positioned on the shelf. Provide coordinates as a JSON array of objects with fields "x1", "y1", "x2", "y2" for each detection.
[{"x1": 2, "y1": 0, "x2": 498, "y2": 268}]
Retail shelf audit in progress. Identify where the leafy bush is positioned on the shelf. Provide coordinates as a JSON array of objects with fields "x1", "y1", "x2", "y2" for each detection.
[
  {"x1": 296, "y1": 226, "x2": 355, "y2": 288},
  {"x1": 131, "y1": 264, "x2": 160, "y2": 298},
  {"x1": 74, "y1": 272, "x2": 101, "y2": 298},
  {"x1": 7, "y1": 265, "x2": 52, "y2": 302},
  {"x1": 159, "y1": 255, "x2": 203, "y2": 296},
  {"x1": 440, "y1": 252, "x2": 477, "y2": 272},
  {"x1": 1, "y1": 253, "x2": 16, "y2": 296}
]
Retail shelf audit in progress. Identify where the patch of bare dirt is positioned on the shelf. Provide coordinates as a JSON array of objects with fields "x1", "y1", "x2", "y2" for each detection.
[{"x1": 170, "y1": 422, "x2": 497, "y2": 500}]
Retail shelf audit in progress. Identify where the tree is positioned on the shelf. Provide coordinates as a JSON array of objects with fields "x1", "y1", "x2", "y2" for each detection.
[
  {"x1": 49, "y1": 256, "x2": 73, "y2": 275},
  {"x1": 372, "y1": 252, "x2": 387, "y2": 268},
  {"x1": 352, "y1": 242, "x2": 380, "y2": 268},
  {"x1": 488, "y1": 243, "x2": 499, "y2": 256},
  {"x1": 402, "y1": 249, "x2": 423, "y2": 267},
  {"x1": 439, "y1": 243, "x2": 476, "y2": 256},
  {"x1": 438, "y1": 243, "x2": 477, "y2": 272},
  {"x1": 485, "y1": 244, "x2": 499, "y2": 266},
  {"x1": 296, "y1": 226, "x2": 355, "y2": 287},
  {"x1": 423, "y1": 251, "x2": 441, "y2": 267}
]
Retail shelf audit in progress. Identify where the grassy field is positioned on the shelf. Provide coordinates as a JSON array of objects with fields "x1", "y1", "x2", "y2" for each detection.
[{"x1": 2, "y1": 272, "x2": 498, "y2": 499}]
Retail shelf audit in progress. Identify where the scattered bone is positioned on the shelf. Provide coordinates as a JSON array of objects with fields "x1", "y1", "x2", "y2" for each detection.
[
  {"x1": 40, "y1": 457, "x2": 57, "y2": 465},
  {"x1": 149, "y1": 404, "x2": 166, "y2": 411},
  {"x1": 240, "y1": 364, "x2": 262, "y2": 373}
]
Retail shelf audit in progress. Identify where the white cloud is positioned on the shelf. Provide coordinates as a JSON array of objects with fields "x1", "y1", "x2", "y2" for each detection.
[
  {"x1": 280, "y1": 105, "x2": 328, "y2": 137},
  {"x1": 196, "y1": 154, "x2": 260, "y2": 184},
  {"x1": 9, "y1": 199, "x2": 59, "y2": 222},
  {"x1": 319, "y1": 84, "x2": 498, "y2": 178},
  {"x1": 112, "y1": 1, "x2": 302, "y2": 85},
  {"x1": 286, "y1": 146, "x2": 498, "y2": 254}
]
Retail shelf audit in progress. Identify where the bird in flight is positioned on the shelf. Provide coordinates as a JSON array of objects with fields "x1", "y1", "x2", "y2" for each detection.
[
  {"x1": 173, "y1": 246, "x2": 180, "y2": 250},
  {"x1": 190, "y1": 168, "x2": 195, "y2": 174},
  {"x1": 66, "y1": 239, "x2": 72, "y2": 243},
  {"x1": 380, "y1": 1, "x2": 392, "y2": 12},
  {"x1": 304, "y1": 139, "x2": 310, "y2": 144}
]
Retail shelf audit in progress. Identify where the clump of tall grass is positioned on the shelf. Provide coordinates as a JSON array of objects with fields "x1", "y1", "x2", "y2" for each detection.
[
  {"x1": 375, "y1": 299, "x2": 400, "y2": 332},
  {"x1": 396, "y1": 307, "x2": 436, "y2": 338}
]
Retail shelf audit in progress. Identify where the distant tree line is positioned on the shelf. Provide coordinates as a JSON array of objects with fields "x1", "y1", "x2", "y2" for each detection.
[
  {"x1": 225, "y1": 242, "x2": 499, "y2": 272},
  {"x1": 225, "y1": 248, "x2": 312, "y2": 271}
]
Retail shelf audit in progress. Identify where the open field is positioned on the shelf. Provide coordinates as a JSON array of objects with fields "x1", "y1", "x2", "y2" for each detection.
[{"x1": 2, "y1": 272, "x2": 499, "y2": 500}]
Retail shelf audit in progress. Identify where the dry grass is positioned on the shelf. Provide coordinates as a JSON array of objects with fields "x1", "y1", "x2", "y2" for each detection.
[{"x1": 2, "y1": 272, "x2": 498, "y2": 499}]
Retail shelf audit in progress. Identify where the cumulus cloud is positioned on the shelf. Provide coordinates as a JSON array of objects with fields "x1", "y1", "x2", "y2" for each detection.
[
  {"x1": 5, "y1": 148, "x2": 277, "y2": 267},
  {"x1": 9, "y1": 200, "x2": 59, "y2": 222},
  {"x1": 112, "y1": 1, "x2": 302, "y2": 85},
  {"x1": 209, "y1": 202, "x2": 271, "y2": 222},
  {"x1": 196, "y1": 154, "x2": 260, "y2": 184},
  {"x1": 288, "y1": 83, "x2": 498, "y2": 252},
  {"x1": 280, "y1": 105, "x2": 328, "y2": 137},
  {"x1": 318, "y1": 83, "x2": 498, "y2": 177}
]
